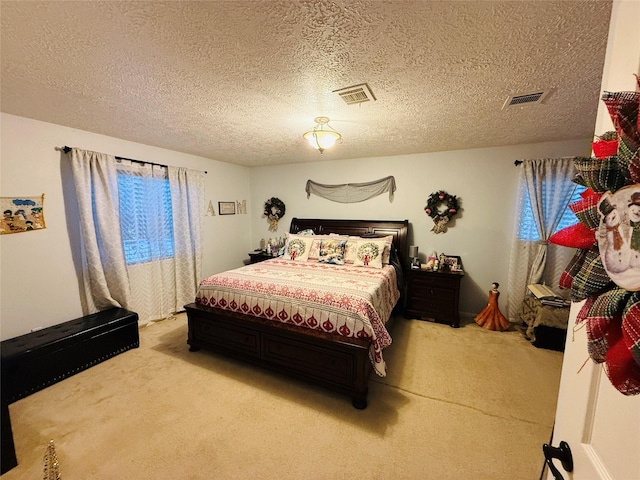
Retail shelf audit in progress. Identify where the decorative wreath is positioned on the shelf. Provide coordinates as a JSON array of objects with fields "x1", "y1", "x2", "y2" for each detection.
[
  {"x1": 263, "y1": 197, "x2": 286, "y2": 232},
  {"x1": 424, "y1": 190, "x2": 459, "y2": 233},
  {"x1": 550, "y1": 77, "x2": 640, "y2": 396}
]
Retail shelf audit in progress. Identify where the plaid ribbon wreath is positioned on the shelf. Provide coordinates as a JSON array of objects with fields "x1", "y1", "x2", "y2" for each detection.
[
  {"x1": 569, "y1": 189, "x2": 602, "y2": 228},
  {"x1": 557, "y1": 82, "x2": 640, "y2": 396},
  {"x1": 623, "y1": 295, "x2": 640, "y2": 366},
  {"x1": 620, "y1": 142, "x2": 640, "y2": 184},
  {"x1": 548, "y1": 222, "x2": 595, "y2": 249},
  {"x1": 573, "y1": 156, "x2": 628, "y2": 193},
  {"x1": 577, "y1": 291, "x2": 640, "y2": 396},
  {"x1": 567, "y1": 245, "x2": 613, "y2": 302},
  {"x1": 559, "y1": 247, "x2": 589, "y2": 291},
  {"x1": 601, "y1": 90, "x2": 640, "y2": 148},
  {"x1": 579, "y1": 288, "x2": 631, "y2": 360}
]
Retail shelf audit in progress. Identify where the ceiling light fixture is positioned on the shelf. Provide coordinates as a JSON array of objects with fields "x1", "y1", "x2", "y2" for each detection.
[{"x1": 303, "y1": 116, "x2": 342, "y2": 154}]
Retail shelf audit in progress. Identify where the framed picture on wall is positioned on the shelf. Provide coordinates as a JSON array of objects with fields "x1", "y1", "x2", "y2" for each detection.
[
  {"x1": 218, "y1": 201, "x2": 236, "y2": 215},
  {"x1": 0, "y1": 194, "x2": 46, "y2": 234}
]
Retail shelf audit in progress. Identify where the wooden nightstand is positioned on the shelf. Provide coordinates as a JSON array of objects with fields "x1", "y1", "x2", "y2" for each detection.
[
  {"x1": 404, "y1": 268, "x2": 464, "y2": 327},
  {"x1": 248, "y1": 251, "x2": 277, "y2": 264}
]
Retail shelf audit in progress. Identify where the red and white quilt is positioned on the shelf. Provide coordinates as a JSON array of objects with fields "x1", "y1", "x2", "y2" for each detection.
[{"x1": 195, "y1": 258, "x2": 400, "y2": 376}]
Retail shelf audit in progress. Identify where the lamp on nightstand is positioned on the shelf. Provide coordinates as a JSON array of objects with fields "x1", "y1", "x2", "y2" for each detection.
[{"x1": 409, "y1": 245, "x2": 420, "y2": 269}]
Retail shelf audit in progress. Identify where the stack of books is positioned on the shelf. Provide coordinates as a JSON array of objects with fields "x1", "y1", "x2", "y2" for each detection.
[{"x1": 527, "y1": 284, "x2": 571, "y2": 308}]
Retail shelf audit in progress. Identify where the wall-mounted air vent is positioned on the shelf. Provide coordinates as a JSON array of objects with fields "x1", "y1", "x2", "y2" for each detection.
[
  {"x1": 333, "y1": 83, "x2": 377, "y2": 105},
  {"x1": 502, "y1": 90, "x2": 549, "y2": 110}
]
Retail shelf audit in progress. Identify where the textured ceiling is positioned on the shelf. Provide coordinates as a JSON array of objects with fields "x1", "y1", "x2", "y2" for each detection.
[{"x1": 1, "y1": 1, "x2": 613, "y2": 167}]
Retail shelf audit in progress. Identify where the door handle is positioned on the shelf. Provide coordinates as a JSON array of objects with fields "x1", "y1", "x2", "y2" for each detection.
[{"x1": 543, "y1": 441, "x2": 573, "y2": 480}]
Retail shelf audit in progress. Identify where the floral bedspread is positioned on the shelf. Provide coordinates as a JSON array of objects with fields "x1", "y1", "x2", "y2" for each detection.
[{"x1": 195, "y1": 258, "x2": 400, "y2": 376}]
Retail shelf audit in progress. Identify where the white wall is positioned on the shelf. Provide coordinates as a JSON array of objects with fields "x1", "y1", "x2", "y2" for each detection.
[
  {"x1": 0, "y1": 113, "x2": 251, "y2": 340},
  {"x1": 249, "y1": 139, "x2": 592, "y2": 319},
  {"x1": 0, "y1": 111, "x2": 592, "y2": 340}
]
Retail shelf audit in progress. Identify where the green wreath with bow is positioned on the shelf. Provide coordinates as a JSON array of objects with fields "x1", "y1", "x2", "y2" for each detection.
[
  {"x1": 424, "y1": 190, "x2": 459, "y2": 233},
  {"x1": 264, "y1": 197, "x2": 286, "y2": 231}
]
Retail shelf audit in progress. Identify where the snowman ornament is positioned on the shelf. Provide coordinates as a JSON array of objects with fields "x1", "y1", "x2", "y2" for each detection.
[{"x1": 596, "y1": 185, "x2": 640, "y2": 290}]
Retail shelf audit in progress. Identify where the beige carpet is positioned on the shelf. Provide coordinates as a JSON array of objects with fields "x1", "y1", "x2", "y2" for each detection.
[{"x1": 2, "y1": 314, "x2": 563, "y2": 479}]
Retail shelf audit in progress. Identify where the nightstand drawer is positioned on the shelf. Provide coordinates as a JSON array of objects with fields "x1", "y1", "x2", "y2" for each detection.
[
  {"x1": 408, "y1": 286, "x2": 455, "y2": 302},
  {"x1": 407, "y1": 296, "x2": 455, "y2": 316},
  {"x1": 409, "y1": 274, "x2": 459, "y2": 290}
]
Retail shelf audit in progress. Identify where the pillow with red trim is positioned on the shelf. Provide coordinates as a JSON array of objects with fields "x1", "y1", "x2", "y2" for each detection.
[
  {"x1": 282, "y1": 233, "x2": 313, "y2": 261},
  {"x1": 353, "y1": 239, "x2": 385, "y2": 269}
]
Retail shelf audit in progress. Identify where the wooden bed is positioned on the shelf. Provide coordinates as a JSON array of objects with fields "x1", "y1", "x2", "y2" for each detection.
[{"x1": 184, "y1": 218, "x2": 408, "y2": 409}]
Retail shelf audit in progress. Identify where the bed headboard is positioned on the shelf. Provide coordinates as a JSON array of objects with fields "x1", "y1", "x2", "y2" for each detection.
[{"x1": 289, "y1": 218, "x2": 409, "y2": 267}]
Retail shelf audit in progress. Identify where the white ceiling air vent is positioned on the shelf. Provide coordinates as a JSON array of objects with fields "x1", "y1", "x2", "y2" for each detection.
[
  {"x1": 333, "y1": 83, "x2": 377, "y2": 105},
  {"x1": 502, "y1": 90, "x2": 549, "y2": 110}
]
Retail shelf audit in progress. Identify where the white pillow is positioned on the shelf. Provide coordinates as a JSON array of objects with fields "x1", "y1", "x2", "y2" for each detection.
[
  {"x1": 345, "y1": 235, "x2": 393, "y2": 264},
  {"x1": 377, "y1": 235, "x2": 394, "y2": 264},
  {"x1": 353, "y1": 239, "x2": 386, "y2": 269},
  {"x1": 283, "y1": 233, "x2": 313, "y2": 261},
  {"x1": 308, "y1": 235, "x2": 331, "y2": 261},
  {"x1": 344, "y1": 236, "x2": 361, "y2": 264}
]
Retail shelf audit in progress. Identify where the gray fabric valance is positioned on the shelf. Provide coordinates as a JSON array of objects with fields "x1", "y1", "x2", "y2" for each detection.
[{"x1": 305, "y1": 176, "x2": 396, "y2": 203}]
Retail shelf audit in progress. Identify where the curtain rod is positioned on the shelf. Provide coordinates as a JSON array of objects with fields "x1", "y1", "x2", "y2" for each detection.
[
  {"x1": 56, "y1": 146, "x2": 207, "y2": 174},
  {"x1": 514, "y1": 160, "x2": 523, "y2": 166}
]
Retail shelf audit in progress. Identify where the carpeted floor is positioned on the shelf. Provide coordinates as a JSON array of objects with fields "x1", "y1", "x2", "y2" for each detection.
[{"x1": 2, "y1": 313, "x2": 563, "y2": 479}]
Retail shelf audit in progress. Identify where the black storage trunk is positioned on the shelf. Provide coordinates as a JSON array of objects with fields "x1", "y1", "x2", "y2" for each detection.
[
  {"x1": 1, "y1": 308, "x2": 139, "y2": 404},
  {"x1": 1, "y1": 308, "x2": 139, "y2": 474}
]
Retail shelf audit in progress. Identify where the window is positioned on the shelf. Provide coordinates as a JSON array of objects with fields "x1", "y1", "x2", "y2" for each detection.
[
  {"x1": 117, "y1": 172, "x2": 174, "y2": 264},
  {"x1": 518, "y1": 184, "x2": 586, "y2": 241}
]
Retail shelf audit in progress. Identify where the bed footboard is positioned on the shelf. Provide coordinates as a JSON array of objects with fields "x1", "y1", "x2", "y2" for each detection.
[{"x1": 185, "y1": 302, "x2": 373, "y2": 409}]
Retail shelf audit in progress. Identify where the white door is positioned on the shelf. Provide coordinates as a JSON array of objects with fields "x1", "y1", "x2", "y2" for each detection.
[
  {"x1": 547, "y1": 300, "x2": 640, "y2": 479},
  {"x1": 547, "y1": 3, "x2": 640, "y2": 476}
]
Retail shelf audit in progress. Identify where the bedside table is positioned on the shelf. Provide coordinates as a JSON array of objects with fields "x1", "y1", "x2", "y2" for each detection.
[
  {"x1": 404, "y1": 268, "x2": 464, "y2": 327},
  {"x1": 248, "y1": 251, "x2": 277, "y2": 264}
]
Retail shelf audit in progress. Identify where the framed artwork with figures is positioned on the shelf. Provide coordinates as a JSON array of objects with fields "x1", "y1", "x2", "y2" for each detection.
[{"x1": 444, "y1": 255, "x2": 463, "y2": 272}]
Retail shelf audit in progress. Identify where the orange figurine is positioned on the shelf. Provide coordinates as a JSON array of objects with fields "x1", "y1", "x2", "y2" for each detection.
[{"x1": 474, "y1": 282, "x2": 510, "y2": 331}]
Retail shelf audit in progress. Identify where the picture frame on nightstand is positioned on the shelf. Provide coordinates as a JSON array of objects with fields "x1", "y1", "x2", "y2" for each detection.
[{"x1": 444, "y1": 255, "x2": 463, "y2": 272}]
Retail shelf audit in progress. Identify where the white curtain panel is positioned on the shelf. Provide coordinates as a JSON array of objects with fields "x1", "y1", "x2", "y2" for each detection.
[
  {"x1": 69, "y1": 148, "x2": 131, "y2": 313},
  {"x1": 69, "y1": 149, "x2": 204, "y2": 325},
  {"x1": 168, "y1": 166, "x2": 205, "y2": 311},
  {"x1": 506, "y1": 158, "x2": 577, "y2": 321}
]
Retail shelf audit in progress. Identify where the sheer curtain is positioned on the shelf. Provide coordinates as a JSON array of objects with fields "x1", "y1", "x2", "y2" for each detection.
[
  {"x1": 117, "y1": 159, "x2": 175, "y2": 322},
  {"x1": 69, "y1": 148, "x2": 204, "y2": 325},
  {"x1": 506, "y1": 158, "x2": 578, "y2": 321}
]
